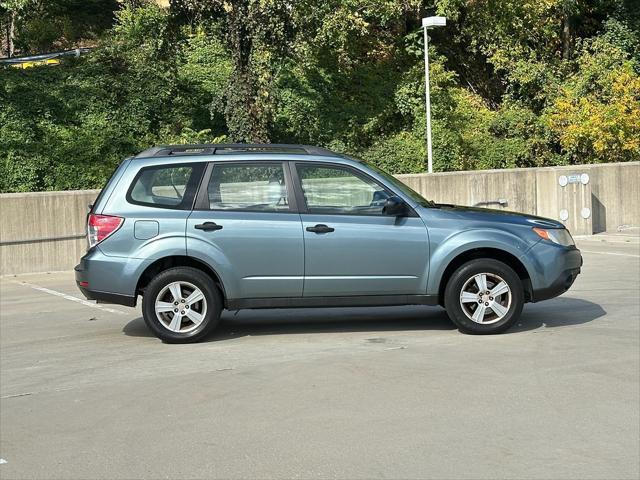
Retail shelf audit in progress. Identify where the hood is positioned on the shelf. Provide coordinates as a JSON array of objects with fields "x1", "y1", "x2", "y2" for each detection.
[{"x1": 430, "y1": 203, "x2": 565, "y2": 228}]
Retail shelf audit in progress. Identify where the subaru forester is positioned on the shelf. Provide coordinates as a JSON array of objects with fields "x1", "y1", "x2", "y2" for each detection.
[{"x1": 75, "y1": 144, "x2": 582, "y2": 342}]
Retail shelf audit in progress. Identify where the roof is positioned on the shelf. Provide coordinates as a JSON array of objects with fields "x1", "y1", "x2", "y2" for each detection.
[{"x1": 134, "y1": 143, "x2": 346, "y2": 159}]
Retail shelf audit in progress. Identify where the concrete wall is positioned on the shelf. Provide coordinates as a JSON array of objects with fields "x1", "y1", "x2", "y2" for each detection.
[
  {"x1": 398, "y1": 161, "x2": 640, "y2": 236},
  {"x1": 0, "y1": 190, "x2": 99, "y2": 275},
  {"x1": 1, "y1": 162, "x2": 638, "y2": 275}
]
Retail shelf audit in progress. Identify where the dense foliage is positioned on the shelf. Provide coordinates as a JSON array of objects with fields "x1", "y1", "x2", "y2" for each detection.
[{"x1": 1, "y1": 0, "x2": 638, "y2": 192}]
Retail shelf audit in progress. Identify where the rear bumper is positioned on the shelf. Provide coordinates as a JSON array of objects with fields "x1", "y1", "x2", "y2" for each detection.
[
  {"x1": 74, "y1": 251, "x2": 137, "y2": 307},
  {"x1": 76, "y1": 282, "x2": 137, "y2": 307},
  {"x1": 529, "y1": 244, "x2": 583, "y2": 302}
]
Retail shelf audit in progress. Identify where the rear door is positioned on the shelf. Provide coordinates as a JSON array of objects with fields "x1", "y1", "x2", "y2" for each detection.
[
  {"x1": 293, "y1": 162, "x2": 430, "y2": 297},
  {"x1": 186, "y1": 161, "x2": 304, "y2": 300}
]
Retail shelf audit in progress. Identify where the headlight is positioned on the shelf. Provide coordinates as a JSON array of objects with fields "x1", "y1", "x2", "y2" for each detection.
[{"x1": 532, "y1": 227, "x2": 575, "y2": 246}]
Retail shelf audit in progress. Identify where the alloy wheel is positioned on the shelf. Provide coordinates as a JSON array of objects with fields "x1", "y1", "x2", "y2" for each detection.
[
  {"x1": 459, "y1": 272, "x2": 512, "y2": 325},
  {"x1": 154, "y1": 281, "x2": 208, "y2": 333}
]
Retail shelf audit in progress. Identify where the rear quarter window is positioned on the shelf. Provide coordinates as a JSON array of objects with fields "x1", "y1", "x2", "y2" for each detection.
[{"x1": 127, "y1": 163, "x2": 205, "y2": 210}]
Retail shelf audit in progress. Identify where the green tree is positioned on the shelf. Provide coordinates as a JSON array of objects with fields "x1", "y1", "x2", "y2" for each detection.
[
  {"x1": 2, "y1": 0, "x2": 639, "y2": 193},
  {"x1": 1, "y1": 0, "x2": 119, "y2": 56},
  {"x1": 545, "y1": 20, "x2": 640, "y2": 163},
  {"x1": 0, "y1": 2, "x2": 226, "y2": 192},
  {"x1": 1, "y1": 0, "x2": 31, "y2": 57},
  {"x1": 170, "y1": 0, "x2": 296, "y2": 142}
]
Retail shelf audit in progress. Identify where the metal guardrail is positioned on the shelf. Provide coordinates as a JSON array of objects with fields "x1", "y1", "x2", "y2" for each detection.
[
  {"x1": 0, "y1": 48, "x2": 93, "y2": 69},
  {"x1": 0, "y1": 234, "x2": 85, "y2": 247}
]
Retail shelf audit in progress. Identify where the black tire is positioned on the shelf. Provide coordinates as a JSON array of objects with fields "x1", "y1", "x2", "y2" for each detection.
[
  {"x1": 142, "y1": 267, "x2": 223, "y2": 343},
  {"x1": 444, "y1": 259, "x2": 524, "y2": 335}
]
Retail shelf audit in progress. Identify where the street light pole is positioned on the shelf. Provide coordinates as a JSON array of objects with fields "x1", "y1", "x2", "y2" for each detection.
[
  {"x1": 422, "y1": 25, "x2": 433, "y2": 174},
  {"x1": 421, "y1": 16, "x2": 446, "y2": 174}
]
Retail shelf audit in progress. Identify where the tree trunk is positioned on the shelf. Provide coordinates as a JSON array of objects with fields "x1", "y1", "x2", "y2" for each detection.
[
  {"x1": 562, "y1": 13, "x2": 571, "y2": 60},
  {"x1": 3, "y1": 21, "x2": 8, "y2": 57},
  {"x1": 225, "y1": 1, "x2": 270, "y2": 143},
  {"x1": 8, "y1": 10, "x2": 15, "y2": 58}
]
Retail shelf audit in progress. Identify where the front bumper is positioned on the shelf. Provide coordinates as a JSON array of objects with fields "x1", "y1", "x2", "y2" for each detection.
[
  {"x1": 531, "y1": 266, "x2": 581, "y2": 302},
  {"x1": 529, "y1": 243, "x2": 583, "y2": 302}
]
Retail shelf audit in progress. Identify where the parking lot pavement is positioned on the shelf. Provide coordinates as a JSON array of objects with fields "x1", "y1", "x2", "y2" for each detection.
[{"x1": 0, "y1": 237, "x2": 638, "y2": 480}]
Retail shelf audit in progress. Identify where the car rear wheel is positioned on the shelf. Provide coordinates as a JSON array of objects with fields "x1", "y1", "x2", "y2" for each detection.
[
  {"x1": 444, "y1": 259, "x2": 524, "y2": 334},
  {"x1": 142, "y1": 267, "x2": 222, "y2": 343}
]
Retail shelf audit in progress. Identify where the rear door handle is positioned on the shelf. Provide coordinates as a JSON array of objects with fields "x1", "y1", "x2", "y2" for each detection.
[
  {"x1": 306, "y1": 224, "x2": 335, "y2": 234},
  {"x1": 195, "y1": 222, "x2": 223, "y2": 232}
]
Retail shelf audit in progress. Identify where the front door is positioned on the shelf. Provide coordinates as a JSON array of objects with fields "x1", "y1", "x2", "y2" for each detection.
[
  {"x1": 294, "y1": 162, "x2": 430, "y2": 297},
  {"x1": 187, "y1": 162, "x2": 304, "y2": 299}
]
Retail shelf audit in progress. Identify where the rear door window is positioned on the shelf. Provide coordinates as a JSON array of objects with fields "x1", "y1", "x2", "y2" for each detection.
[
  {"x1": 127, "y1": 163, "x2": 205, "y2": 209},
  {"x1": 206, "y1": 163, "x2": 291, "y2": 212}
]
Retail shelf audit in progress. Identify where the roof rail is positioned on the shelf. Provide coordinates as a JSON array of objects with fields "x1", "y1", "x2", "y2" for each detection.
[{"x1": 134, "y1": 143, "x2": 340, "y2": 159}]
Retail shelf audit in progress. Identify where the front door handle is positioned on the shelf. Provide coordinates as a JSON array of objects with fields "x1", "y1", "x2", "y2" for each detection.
[
  {"x1": 195, "y1": 222, "x2": 223, "y2": 232},
  {"x1": 306, "y1": 224, "x2": 335, "y2": 234}
]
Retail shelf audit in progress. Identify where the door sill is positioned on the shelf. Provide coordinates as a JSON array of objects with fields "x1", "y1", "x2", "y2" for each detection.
[{"x1": 226, "y1": 294, "x2": 438, "y2": 310}]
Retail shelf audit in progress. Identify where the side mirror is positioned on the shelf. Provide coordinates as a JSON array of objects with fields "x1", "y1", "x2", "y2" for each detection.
[{"x1": 382, "y1": 196, "x2": 407, "y2": 216}]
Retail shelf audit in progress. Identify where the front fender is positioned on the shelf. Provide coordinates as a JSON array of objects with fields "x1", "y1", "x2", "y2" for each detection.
[{"x1": 426, "y1": 228, "x2": 537, "y2": 295}]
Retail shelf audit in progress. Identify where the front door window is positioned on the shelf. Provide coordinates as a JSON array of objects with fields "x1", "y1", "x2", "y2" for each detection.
[{"x1": 296, "y1": 164, "x2": 390, "y2": 216}]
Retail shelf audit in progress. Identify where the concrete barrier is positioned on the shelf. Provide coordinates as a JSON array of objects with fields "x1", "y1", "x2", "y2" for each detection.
[
  {"x1": 0, "y1": 190, "x2": 100, "y2": 275},
  {"x1": 1, "y1": 162, "x2": 638, "y2": 275},
  {"x1": 398, "y1": 161, "x2": 640, "y2": 236}
]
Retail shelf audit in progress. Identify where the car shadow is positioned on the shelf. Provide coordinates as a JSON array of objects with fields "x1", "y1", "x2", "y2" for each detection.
[
  {"x1": 512, "y1": 297, "x2": 606, "y2": 332},
  {"x1": 122, "y1": 305, "x2": 454, "y2": 341},
  {"x1": 122, "y1": 297, "x2": 605, "y2": 341}
]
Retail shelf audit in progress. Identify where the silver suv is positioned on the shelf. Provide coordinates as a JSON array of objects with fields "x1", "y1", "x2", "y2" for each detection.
[{"x1": 76, "y1": 144, "x2": 582, "y2": 343}]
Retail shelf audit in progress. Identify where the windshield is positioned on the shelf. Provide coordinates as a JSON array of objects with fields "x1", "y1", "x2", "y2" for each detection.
[{"x1": 364, "y1": 163, "x2": 435, "y2": 207}]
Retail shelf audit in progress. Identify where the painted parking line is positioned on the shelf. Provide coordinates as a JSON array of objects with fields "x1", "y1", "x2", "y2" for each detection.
[
  {"x1": 579, "y1": 250, "x2": 640, "y2": 258},
  {"x1": 12, "y1": 281, "x2": 126, "y2": 315}
]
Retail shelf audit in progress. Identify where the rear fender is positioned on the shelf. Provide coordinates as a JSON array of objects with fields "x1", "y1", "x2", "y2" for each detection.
[{"x1": 185, "y1": 237, "x2": 239, "y2": 299}]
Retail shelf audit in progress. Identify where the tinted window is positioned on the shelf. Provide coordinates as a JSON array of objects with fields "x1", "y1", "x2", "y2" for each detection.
[
  {"x1": 297, "y1": 164, "x2": 390, "y2": 215},
  {"x1": 128, "y1": 163, "x2": 203, "y2": 209},
  {"x1": 207, "y1": 163, "x2": 290, "y2": 212}
]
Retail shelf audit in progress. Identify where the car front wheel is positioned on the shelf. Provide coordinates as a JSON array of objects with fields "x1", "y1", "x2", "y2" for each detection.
[{"x1": 444, "y1": 259, "x2": 524, "y2": 334}]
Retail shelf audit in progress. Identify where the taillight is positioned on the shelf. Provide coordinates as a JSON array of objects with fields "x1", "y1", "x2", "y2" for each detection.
[{"x1": 87, "y1": 214, "x2": 123, "y2": 248}]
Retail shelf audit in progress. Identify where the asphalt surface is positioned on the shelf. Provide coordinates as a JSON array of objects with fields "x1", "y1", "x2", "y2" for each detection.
[{"x1": 1, "y1": 235, "x2": 639, "y2": 479}]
